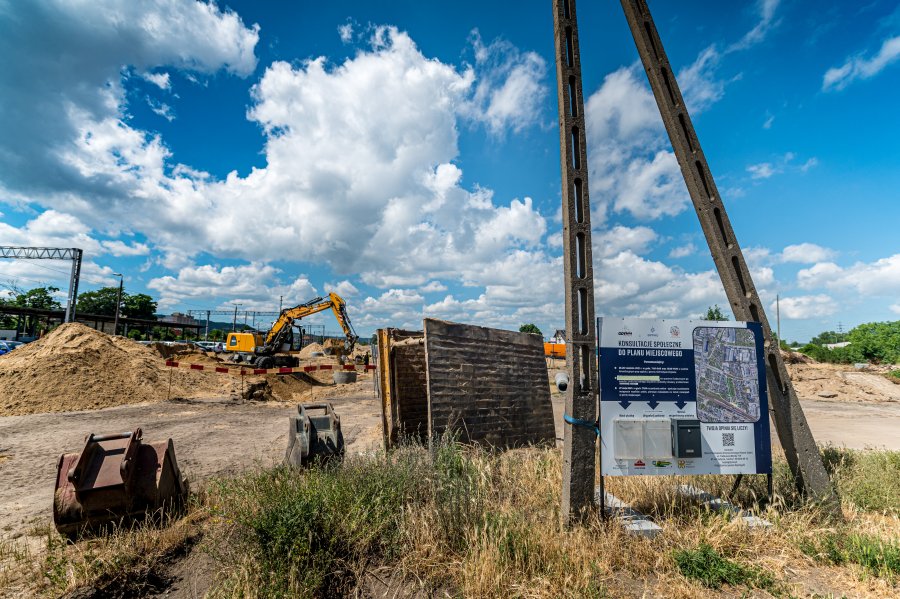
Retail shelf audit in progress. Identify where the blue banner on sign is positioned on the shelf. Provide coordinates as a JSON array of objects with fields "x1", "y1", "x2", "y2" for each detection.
[{"x1": 599, "y1": 347, "x2": 696, "y2": 410}]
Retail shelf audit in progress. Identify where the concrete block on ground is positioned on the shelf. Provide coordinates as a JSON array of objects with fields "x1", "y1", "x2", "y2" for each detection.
[
  {"x1": 595, "y1": 488, "x2": 662, "y2": 538},
  {"x1": 677, "y1": 484, "x2": 772, "y2": 528}
]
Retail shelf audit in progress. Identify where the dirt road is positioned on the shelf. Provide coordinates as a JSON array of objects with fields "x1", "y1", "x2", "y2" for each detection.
[
  {"x1": 0, "y1": 382, "x2": 381, "y2": 541},
  {"x1": 3, "y1": 367, "x2": 898, "y2": 542}
]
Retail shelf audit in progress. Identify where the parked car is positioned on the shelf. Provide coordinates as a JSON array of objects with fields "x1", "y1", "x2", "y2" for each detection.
[{"x1": 0, "y1": 341, "x2": 21, "y2": 355}]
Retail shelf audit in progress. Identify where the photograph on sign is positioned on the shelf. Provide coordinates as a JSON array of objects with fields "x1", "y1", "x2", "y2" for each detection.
[{"x1": 598, "y1": 317, "x2": 772, "y2": 477}]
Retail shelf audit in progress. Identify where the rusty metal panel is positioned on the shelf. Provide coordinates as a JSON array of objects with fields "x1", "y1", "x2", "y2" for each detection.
[
  {"x1": 423, "y1": 319, "x2": 555, "y2": 448},
  {"x1": 375, "y1": 329, "x2": 394, "y2": 448}
]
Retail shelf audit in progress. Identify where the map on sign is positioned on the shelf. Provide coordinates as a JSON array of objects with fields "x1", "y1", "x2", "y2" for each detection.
[{"x1": 693, "y1": 327, "x2": 761, "y2": 423}]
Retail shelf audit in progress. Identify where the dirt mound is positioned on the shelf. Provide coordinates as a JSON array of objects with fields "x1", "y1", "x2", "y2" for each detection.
[
  {"x1": 0, "y1": 323, "x2": 233, "y2": 416},
  {"x1": 148, "y1": 342, "x2": 193, "y2": 359},
  {"x1": 299, "y1": 342, "x2": 324, "y2": 358},
  {"x1": 787, "y1": 362, "x2": 900, "y2": 403},
  {"x1": 171, "y1": 351, "x2": 224, "y2": 366},
  {"x1": 781, "y1": 349, "x2": 812, "y2": 364},
  {"x1": 240, "y1": 373, "x2": 315, "y2": 402}
]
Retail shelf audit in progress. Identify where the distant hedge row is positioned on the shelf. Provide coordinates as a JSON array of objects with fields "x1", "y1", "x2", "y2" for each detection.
[{"x1": 799, "y1": 320, "x2": 900, "y2": 365}]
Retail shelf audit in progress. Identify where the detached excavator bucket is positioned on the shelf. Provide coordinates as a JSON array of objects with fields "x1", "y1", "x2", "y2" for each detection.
[
  {"x1": 53, "y1": 428, "x2": 187, "y2": 539},
  {"x1": 284, "y1": 402, "x2": 345, "y2": 468}
]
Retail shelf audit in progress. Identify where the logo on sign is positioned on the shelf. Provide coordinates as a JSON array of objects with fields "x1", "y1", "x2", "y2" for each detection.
[
  {"x1": 670, "y1": 325, "x2": 681, "y2": 338},
  {"x1": 634, "y1": 460, "x2": 645, "y2": 468},
  {"x1": 617, "y1": 325, "x2": 633, "y2": 337},
  {"x1": 677, "y1": 460, "x2": 686, "y2": 469}
]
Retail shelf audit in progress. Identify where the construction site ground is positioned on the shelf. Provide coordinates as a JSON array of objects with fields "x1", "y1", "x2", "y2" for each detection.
[{"x1": 1, "y1": 355, "x2": 898, "y2": 546}]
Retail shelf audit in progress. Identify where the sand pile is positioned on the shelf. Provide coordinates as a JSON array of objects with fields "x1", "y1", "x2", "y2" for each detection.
[
  {"x1": 171, "y1": 351, "x2": 224, "y2": 366},
  {"x1": 0, "y1": 323, "x2": 232, "y2": 416},
  {"x1": 148, "y1": 342, "x2": 193, "y2": 359},
  {"x1": 299, "y1": 342, "x2": 324, "y2": 358},
  {"x1": 248, "y1": 373, "x2": 318, "y2": 402},
  {"x1": 785, "y1": 362, "x2": 900, "y2": 403}
]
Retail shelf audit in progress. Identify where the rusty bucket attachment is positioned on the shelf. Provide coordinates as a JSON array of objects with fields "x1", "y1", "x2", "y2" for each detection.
[
  {"x1": 284, "y1": 402, "x2": 345, "y2": 468},
  {"x1": 53, "y1": 428, "x2": 187, "y2": 539}
]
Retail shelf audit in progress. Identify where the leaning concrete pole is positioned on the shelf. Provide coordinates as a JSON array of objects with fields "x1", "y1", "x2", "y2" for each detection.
[
  {"x1": 552, "y1": 0, "x2": 599, "y2": 524},
  {"x1": 620, "y1": 0, "x2": 836, "y2": 504}
]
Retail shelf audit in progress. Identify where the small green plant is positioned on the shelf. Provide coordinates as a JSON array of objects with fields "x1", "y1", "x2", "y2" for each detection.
[
  {"x1": 673, "y1": 543, "x2": 774, "y2": 590},
  {"x1": 801, "y1": 532, "x2": 900, "y2": 580},
  {"x1": 888, "y1": 369, "x2": 900, "y2": 380}
]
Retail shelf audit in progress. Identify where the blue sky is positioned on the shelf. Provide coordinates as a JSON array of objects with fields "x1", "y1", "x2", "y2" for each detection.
[{"x1": 0, "y1": 0, "x2": 898, "y2": 342}]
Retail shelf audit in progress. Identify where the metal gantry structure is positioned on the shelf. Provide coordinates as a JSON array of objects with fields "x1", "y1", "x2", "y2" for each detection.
[
  {"x1": 0, "y1": 246, "x2": 83, "y2": 323},
  {"x1": 554, "y1": 0, "x2": 835, "y2": 522},
  {"x1": 552, "y1": 0, "x2": 599, "y2": 523}
]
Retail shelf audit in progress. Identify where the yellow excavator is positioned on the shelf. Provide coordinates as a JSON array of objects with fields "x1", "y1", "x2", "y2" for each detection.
[{"x1": 225, "y1": 292, "x2": 358, "y2": 368}]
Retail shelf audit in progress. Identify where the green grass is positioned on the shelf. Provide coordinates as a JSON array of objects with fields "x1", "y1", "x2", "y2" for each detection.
[
  {"x1": 672, "y1": 543, "x2": 775, "y2": 590},
  {"x1": 888, "y1": 369, "x2": 900, "y2": 380},
  {"x1": 800, "y1": 532, "x2": 900, "y2": 581},
  {"x1": 208, "y1": 453, "x2": 422, "y2": 596},
  {"x1": 205, "y1": 441, "x2": 488, "y2": 597},
  {"x1": 821, "y1": 447, "x2": 900, "y2": 514}
]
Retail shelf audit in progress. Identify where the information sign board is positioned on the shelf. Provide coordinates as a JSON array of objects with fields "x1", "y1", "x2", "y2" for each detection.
[{"x1": 599, "y1": 318, "x2": 772, "y2": 476}]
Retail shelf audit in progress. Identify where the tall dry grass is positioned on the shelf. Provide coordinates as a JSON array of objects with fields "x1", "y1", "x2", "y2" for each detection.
[
  {"x1": 203, "y1": 441, "x2": 900, "y2": 598},
  {"x1": 6, "y1": 444, "x2": 899, "y2": 598}
]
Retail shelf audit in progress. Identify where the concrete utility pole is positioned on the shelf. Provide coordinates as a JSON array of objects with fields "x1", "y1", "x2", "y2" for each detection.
[
  {"x1": 113, "y1": 273, "x2": 124, "y2": 335},
  {"x1": 232, "y1": 304, "x2": 241, "y2": 332},
  {"x1": 776, "y1": 294, "x2": 781, "y2": 342},
  {"x1": 552, "y1": 0, "x2": 599, "y2": 525},
  {"x1": 205, "y1": 310, "x2": 211, "y2": 341},
  {"x1": 619, "y1": 0, "x2": 835, "y2": 504}
]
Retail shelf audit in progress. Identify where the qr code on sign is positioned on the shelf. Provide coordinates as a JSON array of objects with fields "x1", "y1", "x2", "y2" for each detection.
[{"x1": 722, "y1": 433, "x2": 735, "y2": 447}]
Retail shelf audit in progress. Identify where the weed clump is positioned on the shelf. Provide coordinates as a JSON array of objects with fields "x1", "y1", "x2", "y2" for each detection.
[
  {"x1": 801, "y1": 532, "x2": 900, "y2": 581},
  {"x1": 822, "y1": 447, "x2": 900, "y2": 514},
  {"x1": 207, "y1": 447, "x2": 430, "y2": 597},
  {"x1": 673, "y1": 543, "x2": 775, "y2": 590}
]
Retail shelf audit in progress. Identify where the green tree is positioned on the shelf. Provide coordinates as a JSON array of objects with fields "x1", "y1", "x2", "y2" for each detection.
[
  {"x1": 847, "y1": 321, "x2": 900, "y2": 364},
  {"x1": 76, "y1": 287, "x2": 122, "y2": 316},
  {"x1": 0, "y1": 286, "x2": 61, "y2": 334},
  {"x1": 151, "y1": 326, "x2": 176, "y2": 341},
  {"x1": 519, "y1": 323, "x2": 543, "y2": 337},
  {"x1": 127, "y1": 329, "x2": 143, "y2": 341},
  {"x1": 208, "y1": 329, "x2": 225, "y2": 341},
  {"x1": 702, "y1": 305, "x2": 729, "y2": 321},
  {"x1": 14, "y1": 286, "x2": 61, "y2": 310},
  {"x1": 123, "y1": 293, "x2": 157, "y2": 320},
  {"x1": 809, "y1": 330, "x2": 844, "y2": 346}
]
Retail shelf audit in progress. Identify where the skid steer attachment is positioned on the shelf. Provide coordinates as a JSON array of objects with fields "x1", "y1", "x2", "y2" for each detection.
[
  {"x1": 284, "y1": 402, "x2": 345, "y2": 468},
  {"x1": 53, "y1": 428, "x2": 187, "y2": 539}
]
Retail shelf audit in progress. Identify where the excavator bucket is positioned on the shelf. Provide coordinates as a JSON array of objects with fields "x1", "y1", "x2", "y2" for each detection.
[
  {"x1": 53, "y1": 428, "x2": 187, "y2": 539},
  {"x1": 284, "y1": 403, "x2": 345, "y2": 468}
]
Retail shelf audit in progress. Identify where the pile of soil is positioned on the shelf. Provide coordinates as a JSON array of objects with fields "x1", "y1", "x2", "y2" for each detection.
[
  {"x1": 148, "y1": 342, "x2": 193, "y2": 359},
  {"x1": 171, "y1": 351, "x2": 224, "y2": 366},
  {"x1": 781, "y1": 349, "x2": 812, "y2": 364},
  {"x1": 0, "y1": 323, "x2": 233, "y2": 416},
  {"x1": 785, "y1": 362, "x2": 900, "y2": 403},
  {"x1": 298, "y1": 342, "x2": 324, "y2": 358},
  {"x1": 241, "y1": 373, "x2": 317, "y2": 402}
]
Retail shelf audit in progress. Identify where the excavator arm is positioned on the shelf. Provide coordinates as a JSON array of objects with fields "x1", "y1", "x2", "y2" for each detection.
[
  {"x1": 326, "y1": 292, "x2": 359, "y2": 352},
  {"x1": 259, "y1": 292, "x2": 358, "y2": 354}
]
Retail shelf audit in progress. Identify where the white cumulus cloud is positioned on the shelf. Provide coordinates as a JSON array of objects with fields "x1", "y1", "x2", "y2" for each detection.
[
  {"x1": 772, "y1": 294, "x2": 837, "y2": 319},
  {"x1": 780, "y1": 243, "x2": 836, "y2": 264}
]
